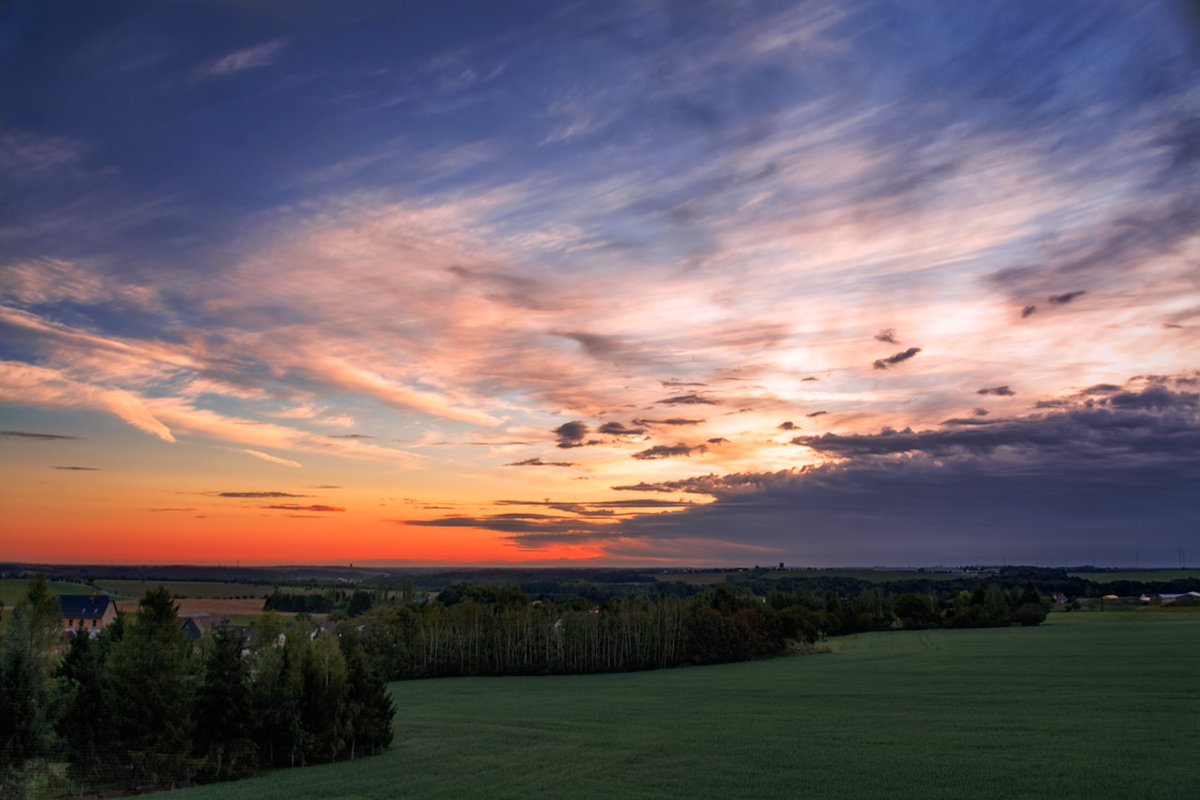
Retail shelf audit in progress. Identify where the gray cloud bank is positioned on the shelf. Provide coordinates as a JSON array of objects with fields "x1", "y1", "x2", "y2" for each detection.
[{"x1": 585, "y1": 380, "x2": 1200, "y2": 564}]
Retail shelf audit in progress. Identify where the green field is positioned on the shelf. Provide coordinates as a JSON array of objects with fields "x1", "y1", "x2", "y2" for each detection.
[
  {"x1": 0, "y1": 578, "x2": 96, "y2": 607},
  {"x1": 141, "y1": 611, "x2": 1199, "y2": 800},
  {"x1": 1067, "y1": 569, "x2": 1200, "y2": 584},
  {"x1": 91, "y1": 579, "x2": 283, "y2": 599},
  {"x1": 657, "y1": 568, "x2": 968, "y2": 585}
]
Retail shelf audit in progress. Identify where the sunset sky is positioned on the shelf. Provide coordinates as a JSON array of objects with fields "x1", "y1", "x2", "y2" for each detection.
[{"x1": 2, "y1": 1, "x2": 1198, "y2": 567}]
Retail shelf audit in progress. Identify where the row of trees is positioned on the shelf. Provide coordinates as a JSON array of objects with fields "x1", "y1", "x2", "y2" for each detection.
[
  {"x1": 0, "y1": 577, "x2": 394, "y2": 799},
  {"x1": 343, "y1": 580, "x2": 1045, "y2": 680}
]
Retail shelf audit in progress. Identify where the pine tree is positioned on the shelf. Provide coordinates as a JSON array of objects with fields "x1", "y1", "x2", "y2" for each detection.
[
  {"x1": 194, "y1": 628, "x2": 256, "y2": 782},
  {"x1": 104, "y1": 587, "x2": 194, "y2": 790},
  {"x1": 338, "y1": 628, "x2": 395, "y2": 759},
  {"x1": 0, "y1": 575, "x2": 63, "y2": 799}
]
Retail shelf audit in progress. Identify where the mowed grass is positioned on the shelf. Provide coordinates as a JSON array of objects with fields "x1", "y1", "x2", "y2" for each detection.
[{"x1": 141, "y1": 611, "x2": 1199, "y2": 800}]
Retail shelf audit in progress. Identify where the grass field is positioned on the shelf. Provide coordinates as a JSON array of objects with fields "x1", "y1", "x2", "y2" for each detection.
[
  {"x1": 657, "y1": 568, "x2": 967, "y2": 585},
  {"x1": 1067, "y1": 569, "x2": 1200, "y2": 584},
  {"x1": 141, "y1": 610, "x2": 1199, "y2": 800},
  {"x1": 92, "y1": 579, "x2": 279, "y2": 600},
  {"x1": 0, "y1": 577, "x2": 96, "y2": 607}
]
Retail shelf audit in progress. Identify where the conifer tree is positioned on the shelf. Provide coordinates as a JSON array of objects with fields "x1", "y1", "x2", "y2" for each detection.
[
  {"x1": 0, "y1": 575, "x2": 63, "y2": 799},
  {"x1": 104, "y1": 587, "x2": 193, "y2": 790}
]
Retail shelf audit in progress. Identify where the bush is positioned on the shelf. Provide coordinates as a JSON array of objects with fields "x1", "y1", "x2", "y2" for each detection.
[{"x1": 1015, "y1": 603, "x2": 1047, "y2": 627}]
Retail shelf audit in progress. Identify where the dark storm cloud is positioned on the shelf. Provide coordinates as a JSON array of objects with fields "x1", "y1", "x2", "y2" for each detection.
[
  {"x1": 792, "y1": 385, "x2": 1200, "y2": 460},
  {"x1": 1, "y1": 430, "x2": 79, "y2": 440},
  {"x1": 264, "y1": 504, "x2": 345, "y2": 512},
  {"x1": 51, "y1": 465, "x2": 100, "y2": 470},
  {"x1": 633, "y1": 418, "x2": 705, "y2": 426},
  {"x1": 656, "y1": 393, "x2": 718, "y2": 405},
  {"x1": 873, "y1": 347, "x2": 921, "y2": 370},
  {"x1": 598, "y1": 421, "x2": 646, "y2": 436},
  {"x1": 552, "y1": 420, "x2": 590, "y2": 448},
  {"x1": 631, "y1": 443, "x2": 706, "y2": 460},
  {"x1": 216, "y1": 491, "x2": 309, "y2": 498},
  {"x1": 874, "y1": 329, "x2": 897, "y2": 344},
  {"x1": 940, "y1": 418, "x2": 1001, "y2": 427},
  {"x1": 977, "y1": 385, "x2": 1015, "y2": 396},
  {"x1": 505, "y1": 457, "x2": 576, "y2": 467},
  {"x1": 556, "y1": 381, "x2": 1200, "y2": 563},
  {"x1": 1048, "y1": 290, "x2": 1087, "y2": 305}
]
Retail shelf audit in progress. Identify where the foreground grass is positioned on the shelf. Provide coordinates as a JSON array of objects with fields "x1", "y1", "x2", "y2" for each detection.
[{"x1": 144, "y1": 612, "x2": 1199, "y2": 800}]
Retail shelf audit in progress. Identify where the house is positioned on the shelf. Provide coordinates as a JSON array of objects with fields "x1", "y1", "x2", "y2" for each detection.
[
  {"x1": 179, "y1": 612, "x2": 217, "y2": 640},
  {"x1": 58, "y1": 595, "x2": 117, "y2": 636}
]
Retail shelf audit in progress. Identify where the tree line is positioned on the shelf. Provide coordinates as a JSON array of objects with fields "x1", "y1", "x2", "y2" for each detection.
[
  {"x1": 346, "y1": 580, "x2": 1047, "y2": 680},
  {"x1": 0, "y1": 576, "x2": 393, "y2": 799}
]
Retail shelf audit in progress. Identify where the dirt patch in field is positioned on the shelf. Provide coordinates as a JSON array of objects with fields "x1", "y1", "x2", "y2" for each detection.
[{"x1": 115, "y1": 597, "x2": 275, "y2": 617}]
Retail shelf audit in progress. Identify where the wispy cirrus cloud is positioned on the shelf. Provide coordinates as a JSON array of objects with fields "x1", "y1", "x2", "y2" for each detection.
[
  {"x1": 198, "y1": 40, "x2": 286, "y2": 78},
  {"x1": 242, "y1": 449, "x2": 302, "y2": 468}
]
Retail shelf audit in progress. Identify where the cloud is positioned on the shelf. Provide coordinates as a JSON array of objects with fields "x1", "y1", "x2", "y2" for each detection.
[
  {"x1": 976, "y1": 385, "x2": 1015, "y2": 396},
  {"x1": 51, "y1": 465, "x2": 100, "y2": 470},
  {"x1": 148, "y1": 507, "x2": 197, "y2": 512},
  {"x1": 657, "y1": 393, "x2": 718, "y2": 405},
  {"x1": 597, "y1": 421, "x2": 645, "y2": 436},
  {"x1": 872, "y1": 347, "x2": 922, "y2": 370},
  {"x1": 243, "y1": 449, "x2": 302, "y2": 468},
  {"x1": 505, "y1": 457, "x2": 576, "y2": 467},
  {"x1": 199, "y1": 40, "x2": 286, "y2": 77},
  {"x1": 610, "y1": 482, "x2": 680, "y2": 493},
  {"x1": 264, "y1": 504, "x2": 346, "y2": 512},
  {"x1": 1021, "y1": 304, "x2": 1037, "y2": 318},
  {"x1": 536, "y1": 381, "x2": 1200, "y2": 562},
  {"x1": 633, "y1": 417, "x2": 705, "y2": 427},
  {"x1": 0, "y1": 361, "x2": 175, "y2": 442},
  {"x1": 874, "y1": 329, "x2": 897, "y2": 344},
  {"x1": 806, "y1": 410, "x2": 827, "y2": 418},
  {"x1": 0, "y1": 430, "x2": 79, "y2": 440},
  {"x1": 792, "y1": 384, "x2": 1200, "y2": 459},
  {"x1": 553, "y1": 420, "x2": 590, "y2": 448},
  {"x1": 631, "y1": 443, "x2": 707, "y2": 460},
  {"x1": 1048, "y1": 290, "x2": 1087, "y2": 305},
  {"x1": 328, "y1": 433, "x2": 374, "y2": 439},
  {"x1": 217, "y1": 491, "x2": 308, "y2": 498},
  {"x1": 778, "y1": 421, "x2": 797, "y2": 430}
]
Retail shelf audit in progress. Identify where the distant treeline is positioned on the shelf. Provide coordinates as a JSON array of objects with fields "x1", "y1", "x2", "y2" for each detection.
[
  {"x1": 346, "y1": 579, "x2": 1048, "y2": 680},
  {"x1": 0, "y1": 577, "x2": 393, "y2": 800}
]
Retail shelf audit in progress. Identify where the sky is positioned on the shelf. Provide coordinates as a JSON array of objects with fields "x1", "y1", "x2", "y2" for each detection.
[{"x1": 1, "y1": 0, "x2": 1198, "y2": 568}]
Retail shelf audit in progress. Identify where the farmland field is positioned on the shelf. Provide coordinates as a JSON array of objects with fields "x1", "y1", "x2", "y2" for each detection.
[
  {"x1": 141, "y1": 610, "x2": 1199, "y2": 800},
  {"x1": 91, "y1": 579, "x2": 281, "y2": 600},
  {"x1": 0, "y1": 577, "x2": 95, "y2": 606},
  {"x1": 1067, "y1": 569, "x2": 1200, "y2": 584}
]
